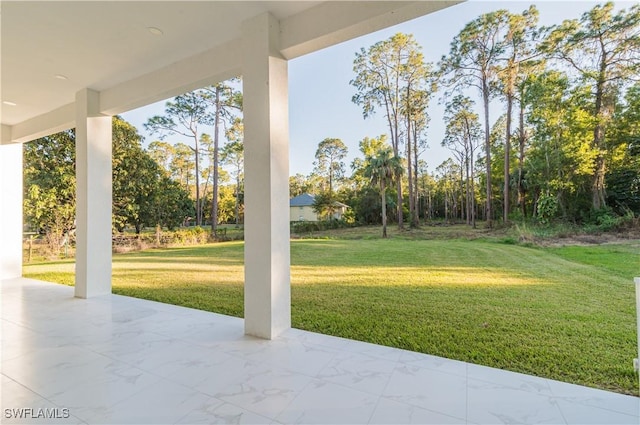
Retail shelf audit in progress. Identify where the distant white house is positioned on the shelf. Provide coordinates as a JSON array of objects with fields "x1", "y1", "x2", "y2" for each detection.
[{"x1": 290, "y1": 193, "x2": 348, "y2": 222}]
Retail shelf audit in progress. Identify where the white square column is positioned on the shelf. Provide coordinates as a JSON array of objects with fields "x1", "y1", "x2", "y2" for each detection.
[
  {"x1": 74, "y1": 89, "x2": 112, "y2": 298},
  {"x1": 635, "y1": 277, "x2": 640, "y2": 393},
  {"x1": 0, "y1": 142, "x2": 23, "y2": 280},
  {"x1": 242, "y1": 13, "x2": 291, "y2": 339}
]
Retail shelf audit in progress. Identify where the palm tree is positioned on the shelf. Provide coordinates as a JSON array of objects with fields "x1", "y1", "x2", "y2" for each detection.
[{"x1": 364, "y1": 147, "x2": 404, "y2": 238}]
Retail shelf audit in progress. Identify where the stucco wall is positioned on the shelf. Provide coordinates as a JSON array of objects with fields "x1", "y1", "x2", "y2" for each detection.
[{"x1": 290, "y1": 206, "x2": 318, "y2": 222}]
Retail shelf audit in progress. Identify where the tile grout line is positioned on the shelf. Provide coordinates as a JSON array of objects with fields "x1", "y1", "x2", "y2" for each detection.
[{"x1": 465, "y1": 361, "x2": 469, "y2": 424}]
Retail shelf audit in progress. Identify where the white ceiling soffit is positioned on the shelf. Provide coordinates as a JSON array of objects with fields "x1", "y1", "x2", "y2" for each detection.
[{"x1": 1, "y1": 1, "x2": 461, "y2": 143}]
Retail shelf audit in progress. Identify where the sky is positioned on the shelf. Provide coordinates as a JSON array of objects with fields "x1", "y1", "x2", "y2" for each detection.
[{"x1": 121, "y1": 1, "x2": 632, "y2": 178}]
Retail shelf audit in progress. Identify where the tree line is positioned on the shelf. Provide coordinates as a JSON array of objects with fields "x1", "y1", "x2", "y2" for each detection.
[
  {"x1": 24, "y1": 2, "x2": 639, "y2": 246},
  {"x1": 24, "y1": 117, "x2": 193, "y2": 253},
  {"x1": 304, "y1": 2, "x2": 639, "y2": 233},
  {"x1": 24, "y1": 78, "x2": 246, "y2": 254}
]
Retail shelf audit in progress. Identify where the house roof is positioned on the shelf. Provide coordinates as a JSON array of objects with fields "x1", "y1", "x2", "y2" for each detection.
[
  {"x1": 290, "y1": 193, "x2": 315, "y2": 207},
  {"x1": 290, "y1": 193, "x2": 350, "y2": 209}
]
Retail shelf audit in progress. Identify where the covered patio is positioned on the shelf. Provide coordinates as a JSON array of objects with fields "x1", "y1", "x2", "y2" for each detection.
[
  {"x1": 1, "y1": 1, "x2": 639, "y2": 423},
  {"x1": 0, "y1": 0, "x2": 467, "y2": 341},
  {"x1": 3, "y1": 278, "x2": 638, "y2": 424}
]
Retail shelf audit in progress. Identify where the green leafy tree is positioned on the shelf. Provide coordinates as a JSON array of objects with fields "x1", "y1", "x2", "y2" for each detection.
[
  {"x1": 23, "y1": 130, "x2": 76, "y2": 254},
  {"x1": 440, "y1": 10, "x2": 509, "y2": 227},
  {"x1": 514, "y1": 60, "x2": 546, "y2": 218},
  {"x1": 400, "y1": 48, "x2": 435, "y2": 228},
  {"x1": 152, "y1": 176, "x2": 194, "y2": 230},
  {"x1": 524, "y1": 71, "x2": 596, "y2": 219},
  {"x1": 314, "y1": 138, "x2": 348, "y2": 196},
  {"x1": 221, "y1": 118, "x2": 244, "y2": 227},
  {"x1": 312, "y1": 192, "x2": 338, "y2": 221},
  {"x1": 198, "y1": 133, "x2": 215, "y2": 222},
  {"x1": 349, "y1": 135, "x2": 395, "y2": 225},
  {"x1": 435, "y1": 158, "x2": 462, "y2": 223},
  {"x1": 147, "y1": 140, "x2": 174, "y2": 176},
  {"x1": 352, "y1": 33, "x2": 427, "y2": 229},
  {"x1": 25, "y1": 117, "x2": 194, "y2": 252},
  {"x1": 289, "y1": 173, "x2": 314, "y2": 198},
  {"x1": 496, "y1": 5, "x2": 540, "y2": 223},
  {"x1": 202, "y1": 81, "x2": 243, "y2": 237},
  {"x1": 607, "y1": 82, "x2": 640, "y2": 214},
  {"x1": 145, "y1": 91, "x2": 212, "y2": 225},
  {"x1": 416, "y1": 161, "x2": 438, "y2": 221},
  {"x1": 351, "y1": 135, "x2": 389, "y2": 190},
  {"x1": 404, "y1": 87, "x2": 433, "y2": 227},
  {"x1": 342, "y1": 186, "x2": 382, "y2": 225},
  {"x1": 541, "y1": 2, "x2": 640, "y2": 210},
  {"x1": 216, "y1": 185, "x2": 238, "y2": 225},
  {"x1": 112, "y1": 117, "x2": 158, "y2": 233},
  {"x1": 442, "y1": 95, "x2": 482, "y2": 227},
  {"x1": 364, "y1": 147, "x2": 404, "y2": 238},
  {"x1": 112, "y1": 117, "x2": 194, "y2": 233},
  {"x1": 170, "y1": 142, "x2": 195, "y2": 195}
]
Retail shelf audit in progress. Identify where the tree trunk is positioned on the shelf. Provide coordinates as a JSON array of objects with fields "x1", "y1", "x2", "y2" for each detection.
[
  {"x1": 592, "y1": 154, "x2": 607, "y2": 210},
  {"x1": 329, "y1": 163, "x2": 333, "y2": 196},
  {"x1": 459, "y1": 162, "x2": 465, "y2": 221},
  {"x1": 471, "y1": 151, "x2": 476, "y2": 229},
  {"x1": 504, "y1": 93, "x2": 513, "y2": 225},
  {"x1": 517, "y1": 97, "x2": 526, "y2": 218},
  {"x1": 382, "y1": 75, "x2": 403, "y2": 230},
  {"x1": 465, "y1": 156, "x2": 471, "y2": 226},
  {"x1": 482, "y1": 79, "x2": 492, "y2": 228},
  {"x1": 234, "y1": 170, "x2": 240, "y2": 227},
  {"x1": 444, "y1": 186, "x2": 449, "y2": 224},
  {"x1": 412, "y1": 124, "x2": 420, "y2": 226},
  {"x1": 381, "y1": 181, "x2": 387, "y2": 238},
  {"x1": 395, "y1": 170, "x2": 403, "y2": 230},
  {"x1": 194, "y1": 139, "x2": 201, "y2": 226},
  {"x1": 394, "y1": 73, "x2": 403, "y2": 230},
  {"x1": 463, "y1": 116, "x2": 472, "y2": 226},
  {"x1": 406, "y1": 109, "x2": 415, "y2": 228},
  {"x1": 591, "y1": 80, "x2": 607, "y2": 210},
  {"x1": 452, "y1": 184, "x2": 458, "y2": 222},
  {"x1": 211, "y1": 86, "x2": 221, "y2": 238}
]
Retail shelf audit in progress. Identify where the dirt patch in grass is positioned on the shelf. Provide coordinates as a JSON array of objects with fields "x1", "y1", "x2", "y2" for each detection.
[
  {"x1": 538, "y1": 229, "x2": 640, "y2": 247},
  {"x1": 305, "y1": 222, "x2": 640, "y2": 248}
]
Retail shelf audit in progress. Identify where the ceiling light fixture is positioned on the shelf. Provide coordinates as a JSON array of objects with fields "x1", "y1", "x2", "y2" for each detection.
[
  {"x1": 55, "y1": 74, "x2": 68, "y2": 80},
  {"x1": 2, "y1": 101, "x2": 17, "y2": 106},
  {"x1": 147, "y1": 27, "x2": 163, "y2": 36}
]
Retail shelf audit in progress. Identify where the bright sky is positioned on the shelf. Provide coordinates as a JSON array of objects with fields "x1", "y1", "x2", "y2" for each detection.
[{"x1": 121, "y1": 1, "x2": 630, "y2": 178}]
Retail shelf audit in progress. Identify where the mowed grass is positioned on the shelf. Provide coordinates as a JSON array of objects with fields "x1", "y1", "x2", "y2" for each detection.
[{"x1": 23, "y1": 237, "x2": 639, "y2": 395}]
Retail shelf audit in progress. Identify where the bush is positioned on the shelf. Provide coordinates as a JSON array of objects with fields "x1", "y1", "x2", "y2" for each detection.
[
  {"x1": 170, "y1": 226, "x2": 209, "y2": 245},
  {"x1": 111, "y1": 226, "x2": 209, "y2": 251},
  {"x1": 536, "y1": 193, "x2": 558, "y2": 225},
  {"x1": 581, "y1": 207, "x2": 638, "y2": 233},
  {"x1": 291, "y1": 219, "x2": 352, "y2": 234}
]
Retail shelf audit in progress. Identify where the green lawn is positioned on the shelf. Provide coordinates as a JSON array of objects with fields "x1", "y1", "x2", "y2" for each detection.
[{"x1": 22, "y1": 235, "x2": 639, "y2": 395}]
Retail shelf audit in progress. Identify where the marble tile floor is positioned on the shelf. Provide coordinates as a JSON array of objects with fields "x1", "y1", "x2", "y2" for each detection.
[{"x1": 1, "y1": 278, "x2": 638, "y2": 424}]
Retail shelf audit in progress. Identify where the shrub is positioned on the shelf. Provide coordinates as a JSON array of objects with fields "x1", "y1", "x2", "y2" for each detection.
[
  {"x1": 170, "y1": 226, "x2": 209, "y2": 245},
  {"x1": 536, "y1": 193, "x2": 558, "y2": 225},
  {"x1": 291, "y1": 219, "x2": 352, "y2": 234}
]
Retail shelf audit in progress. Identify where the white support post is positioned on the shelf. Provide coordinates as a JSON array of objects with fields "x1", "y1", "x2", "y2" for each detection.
[
  {"x1": 635, "y1": 277, "x2": 640, "y2": 395},
  {"x1": 0, "y1": 142, "x2": 23, "y2": 280},
  {"x1": 74, "y1": 89, "x2": 112, "y2": 298},
  {"x1": 242, "y1": 13, "x2": 291, "y2": 339}
]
